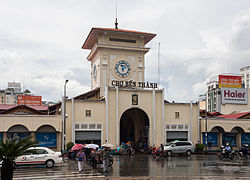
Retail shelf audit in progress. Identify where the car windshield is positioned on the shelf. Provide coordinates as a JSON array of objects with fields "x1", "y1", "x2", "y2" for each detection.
[{"x1": 165, "y1": 142, "x2": 174, "y2": 146}]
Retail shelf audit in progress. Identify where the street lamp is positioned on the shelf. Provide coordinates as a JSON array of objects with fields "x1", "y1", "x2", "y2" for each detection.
[
  {"x1": 205, "y1": 92, "x2": 208, "y2": 154},
  {"x1": 62, "y1": 79, "x2": 69, "y2": 153}
]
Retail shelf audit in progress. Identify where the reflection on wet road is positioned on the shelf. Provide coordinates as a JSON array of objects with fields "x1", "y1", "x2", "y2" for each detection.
[
  {"x1": 10, "y1": 154, "x2": 250, "y2": 179},
  {"x1": 105, "y1": 154, "x2": 250, "y2": 179}
]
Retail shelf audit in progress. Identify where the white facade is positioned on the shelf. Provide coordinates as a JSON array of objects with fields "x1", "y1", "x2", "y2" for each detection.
[{"x1": 240, "y1": 66, "x2": 250, "y2": 88}]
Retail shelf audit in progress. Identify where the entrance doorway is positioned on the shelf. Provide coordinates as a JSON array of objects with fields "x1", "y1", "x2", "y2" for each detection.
[{"x1": 120, "y1": 108, "x2": 149, "y2": 146}]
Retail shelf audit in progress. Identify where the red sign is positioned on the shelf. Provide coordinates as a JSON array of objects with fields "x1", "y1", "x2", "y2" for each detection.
[
  {"x1": 17, "y1": 95, "x2": 42, "y2": 106},
  {"x1": 219, "y1": 75, "x2": 241, "y2": 88}
]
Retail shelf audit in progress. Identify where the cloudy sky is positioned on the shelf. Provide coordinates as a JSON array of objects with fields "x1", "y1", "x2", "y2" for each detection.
[{"x1": 0, "y1": 0, "x2": 250, "y2": 103}]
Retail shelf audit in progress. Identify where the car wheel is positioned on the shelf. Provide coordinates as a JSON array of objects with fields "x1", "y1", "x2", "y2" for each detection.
[
  {"x1": 46, "y1": 160, "x2": 55, "y2": 168},
  {"x1": 186, "y1": 150, "x2": 191, "y2": 156},
  {"x1": 167, "y1": 151, "x2": 172, "y2": 156}
]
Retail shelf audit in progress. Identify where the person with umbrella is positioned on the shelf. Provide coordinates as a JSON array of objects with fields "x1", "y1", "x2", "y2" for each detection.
[{"x1": 74, "y1": 145, "x2": 86, "y2": 173}]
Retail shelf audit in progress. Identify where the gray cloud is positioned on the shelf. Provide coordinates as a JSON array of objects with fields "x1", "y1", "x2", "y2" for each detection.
[{"x1": 0, "y1": 0, "x2": 250, "y2": 102}]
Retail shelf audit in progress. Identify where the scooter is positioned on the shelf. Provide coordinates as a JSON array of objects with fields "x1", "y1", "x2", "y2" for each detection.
[
  {"x1": 236, "y1": 147, "x2": 249, "y2": 159},
  {"x1": 92, "y1": 154, "x2": 114, "y2": 168},
  {"x1": 218, "y1": 148, "x2": 235, "y2": 160},
  {"x1": 152, "y1": 147, "x2": 166, "y2": 158}
]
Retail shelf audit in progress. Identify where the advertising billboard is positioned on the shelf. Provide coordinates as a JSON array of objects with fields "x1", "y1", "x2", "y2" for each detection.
[
  {"x1": 219, "y1": 75, "x2": 241, "y2": 88},
  {"x1": 221, "y1": 87, "x2": 248, "y2": 104},
  {"x1": 36, "y1": 133, "x2": 57, "y2": 147},
  {"x1": 17, "y1": 95, "x2": 42, "y2": 106}
]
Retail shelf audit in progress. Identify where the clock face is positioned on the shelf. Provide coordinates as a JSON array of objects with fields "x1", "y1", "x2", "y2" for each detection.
[{"x1": 115, "y1": 60, "x2": 131, "y2": 78}]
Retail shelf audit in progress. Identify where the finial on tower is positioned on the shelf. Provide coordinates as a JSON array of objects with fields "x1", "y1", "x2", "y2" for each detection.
[{"x1": 115, "y1": 18, "x2": 118, "y2": 29}]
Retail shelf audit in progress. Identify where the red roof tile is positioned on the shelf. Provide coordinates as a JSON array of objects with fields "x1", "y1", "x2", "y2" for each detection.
[
  {"x1": 217, "y1": 111, "x2": 250, "y2": 119},
  {"x1": 0, "y1": 104, "x2": 48, "y2": 111},
  {"x1": 82, "y1": 27, "x2": 156, "y2": 50}
]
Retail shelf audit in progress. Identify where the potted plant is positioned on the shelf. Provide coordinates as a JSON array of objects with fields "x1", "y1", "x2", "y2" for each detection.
[{"x1": 195, "y1": 143, "x2": 205, "y2": 153}]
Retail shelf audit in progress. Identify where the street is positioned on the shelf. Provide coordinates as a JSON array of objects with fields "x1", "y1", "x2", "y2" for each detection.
[{"x1": 9, "y1": 154, "x2": 250, "y2": 179}]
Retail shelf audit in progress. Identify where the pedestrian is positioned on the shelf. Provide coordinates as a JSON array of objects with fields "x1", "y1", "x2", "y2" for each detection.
[
  {"x1": 76, "y1": 148, "x2": 86, "y2": 173},
  {"x1": 90, "y1": 148, "x2": 97, "y2": 169},
  {"x1": 101, "y1": 147, "x2": 109, "y2": 173}
]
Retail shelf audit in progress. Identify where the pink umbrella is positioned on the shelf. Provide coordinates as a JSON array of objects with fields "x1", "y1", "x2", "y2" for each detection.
[{"x1": 71, "y1": 144, "x2": 85, "y2": 150}]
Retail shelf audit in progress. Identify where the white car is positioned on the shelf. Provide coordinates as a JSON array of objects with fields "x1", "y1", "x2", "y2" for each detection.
[{"x1": 15, "y1": 147, "x2": 62, "y2": 168}]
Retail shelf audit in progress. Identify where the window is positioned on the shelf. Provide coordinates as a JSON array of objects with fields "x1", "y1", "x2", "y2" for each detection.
[
  {"x1": 132, "y1": 94, "x2": 138, "y2": 105},
  {"x1": 109, "y1": 38, "x2": 136, "y2": 43},
  {"x1": 33, "y1": 149, "x2": 48, "y2": 154},
  {"x1": 85, "y1": 110, "x2": 91, "y2": 117},
  {"x1": 175, "y1": 112, "x2": 180, "y2": 119}
]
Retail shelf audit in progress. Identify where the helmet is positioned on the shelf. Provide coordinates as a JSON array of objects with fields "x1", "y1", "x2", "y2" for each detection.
[{"x1": 226, "y1": 143, "x2": 229, "y2": 146}]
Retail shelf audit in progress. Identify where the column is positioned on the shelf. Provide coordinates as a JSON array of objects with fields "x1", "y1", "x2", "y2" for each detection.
[
  {"x1": 71, "y1": 98, "x2": 75, "y2": 142},
  {"x1": 105, "y1": 86, "x2": 109, "y2": 142},
  {"x1": 116, "y1": 87, "x2": 119, "y2": 146},
  {"x1": 152, "y1": 89, "x2": 156, "y2": 146},
  {"x1": 161, "y1": 88, "x2": 165, "y2": 144}
]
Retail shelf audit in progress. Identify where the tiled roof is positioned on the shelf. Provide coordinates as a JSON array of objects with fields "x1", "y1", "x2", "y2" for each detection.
[
  {"x1": 82, "y1": 27, "x2": 156, "y2": 50},
  {"x1": 0, "y1": 104, "x2": 48, "y2": 111},
  {"x1": 217, "y1": 111, "x2": 250, "y2": 119}
]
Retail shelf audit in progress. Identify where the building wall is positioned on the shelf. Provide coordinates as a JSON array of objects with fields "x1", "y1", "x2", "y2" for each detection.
[
  {"x1": 165, "y1": 103, "x2": 199, "y2": 145},
  {"x1": 64, "y1": 88, "x2": 201, "y2": 147},
  {"x1": 240, "y1": 66, "x2": 250, "y2": 88},
  {"x1": 0, "y1": 115, "x2": 62, "y2": 151}
]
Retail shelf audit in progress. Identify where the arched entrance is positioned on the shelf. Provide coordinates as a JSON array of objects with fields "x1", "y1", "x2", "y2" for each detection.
[{"x1": 120, "y1": 108, "x2": 149, "y2": 145}]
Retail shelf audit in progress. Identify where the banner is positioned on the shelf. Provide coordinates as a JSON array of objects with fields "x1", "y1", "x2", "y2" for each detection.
[
  {"x1": 17, "y1": 95, "x2": 42, "y2": 106},
  {"x1": 219, "y1": 75, "x2": 241, "y2": 88},
  {"x1": 221, "y1": 88, "x2": 248, "y2": 104},
  {"x1": 36, "y1": 133, "x2": 57, "y2": 147},
  {"x1": 241, "y1": 133, "x2": 250, "y2": 145},
  {"x1": 222, "y1": 133, "x2": 236, "y2": 146},
  {"x1": 0, "y1": 133, "x2": 3, "y2": 141},
  {"x1": 202, "y1": 132, "x2": 218, "y2": 145},
  {"x1": 7, "y1": 132, "x2": 30, "y2": 140}
]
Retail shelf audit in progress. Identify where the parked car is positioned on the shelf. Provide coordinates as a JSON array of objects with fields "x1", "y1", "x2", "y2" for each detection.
[
  {"x1": 14, "y1": 147, "x2": 63, "y2": 168},
  {"x1": 164, "y1": 141, "x2": 194, "y2": 156}
]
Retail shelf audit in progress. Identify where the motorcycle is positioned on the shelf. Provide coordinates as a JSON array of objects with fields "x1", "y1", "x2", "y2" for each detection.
[
  {"x1": 218, "y1": 148, "x2": 235, "y2": 160},
  {"x1": 236, "y1": 147, "x2": 249, "y2": 159},
  {"x1": 152, "y1": 147, "x2": 166, "y2": 158},
  {"x1": 91, "y1": 154, "x2": 113, "y2": 168}
]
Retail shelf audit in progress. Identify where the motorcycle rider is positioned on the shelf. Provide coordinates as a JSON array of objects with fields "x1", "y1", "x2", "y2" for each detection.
[
  {"x1": 242, "y1": 144, "x2": 248, "y2": 157},
  {"x1": 225, "y1": 143, "x2": 231, "y2": 158}
]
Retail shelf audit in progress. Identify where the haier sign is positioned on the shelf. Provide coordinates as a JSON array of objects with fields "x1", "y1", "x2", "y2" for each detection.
[{"x1": 221, "y1": 87, "x2": 248, "y2": 104}]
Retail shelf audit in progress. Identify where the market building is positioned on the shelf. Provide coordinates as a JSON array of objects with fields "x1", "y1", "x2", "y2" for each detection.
[
  {"x1": 62, "y1": 26, "x2": 199, "y2": 151},
  {"x1": 0, "y1": 25, "x2": 249, "y2": 152}
]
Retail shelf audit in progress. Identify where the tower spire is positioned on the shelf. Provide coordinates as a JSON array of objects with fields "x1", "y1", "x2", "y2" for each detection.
[{"x1": 115, "y1": 0, "x2": 118, "y2": 29}]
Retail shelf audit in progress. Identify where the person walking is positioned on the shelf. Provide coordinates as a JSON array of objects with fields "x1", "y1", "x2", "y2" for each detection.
[
  {"x1": 90, "y1": 148, "x2": 97, "y2": 169},
  {"x1": 101, "y1": 147, "x2": 109, "y2": 173},
  {"x1": 76, "y1": 148, "x2": 86, "y2": 173}
]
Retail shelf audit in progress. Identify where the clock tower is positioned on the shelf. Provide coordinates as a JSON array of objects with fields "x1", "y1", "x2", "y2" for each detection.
[{"x1": 82, "y1": 27, "x2": 156, "y2": 97}]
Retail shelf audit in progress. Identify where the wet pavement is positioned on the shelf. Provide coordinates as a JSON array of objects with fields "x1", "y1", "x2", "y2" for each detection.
[
  {"x1": 103, "y1": 154, "x2": 250, "y2": 179},
  {"x1": 8, "y1": 154, "x2": 250, "y2": 179}
]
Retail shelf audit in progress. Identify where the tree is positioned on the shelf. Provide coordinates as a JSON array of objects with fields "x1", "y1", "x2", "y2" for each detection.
[
  {"x1": 0, "y1": 136, "x2": 37, "y2": 180},
  {"x1": 24, "y1": 89, "x2": 31, "y2": 94}
]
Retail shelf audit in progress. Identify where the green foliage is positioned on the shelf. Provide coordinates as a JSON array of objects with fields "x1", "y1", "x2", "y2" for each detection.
[
  {"x1": 0, "y1": 136, "x2": 37, "y2": 180},
  {"x1": 195, "y1": 143, "x2": 205, "y2": 152},
  {"x1": 66, "y1": 142, "x2": 74, "y2": 150},
  {"x1": 24, "y1": 89, "x2": 31, "y2": 94},
  {"x1": 0, "y1": 136, "x2": 37, "y2": 161}
]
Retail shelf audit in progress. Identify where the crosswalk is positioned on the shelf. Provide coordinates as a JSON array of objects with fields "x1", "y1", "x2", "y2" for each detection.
[{"x1": 13, "y1": 162, "x2": 104, "y2": 180}]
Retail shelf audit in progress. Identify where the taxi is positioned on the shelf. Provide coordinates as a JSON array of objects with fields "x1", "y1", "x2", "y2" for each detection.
[{"x1": 15, "y1": 147, "x2": 62, "y2": 168}]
